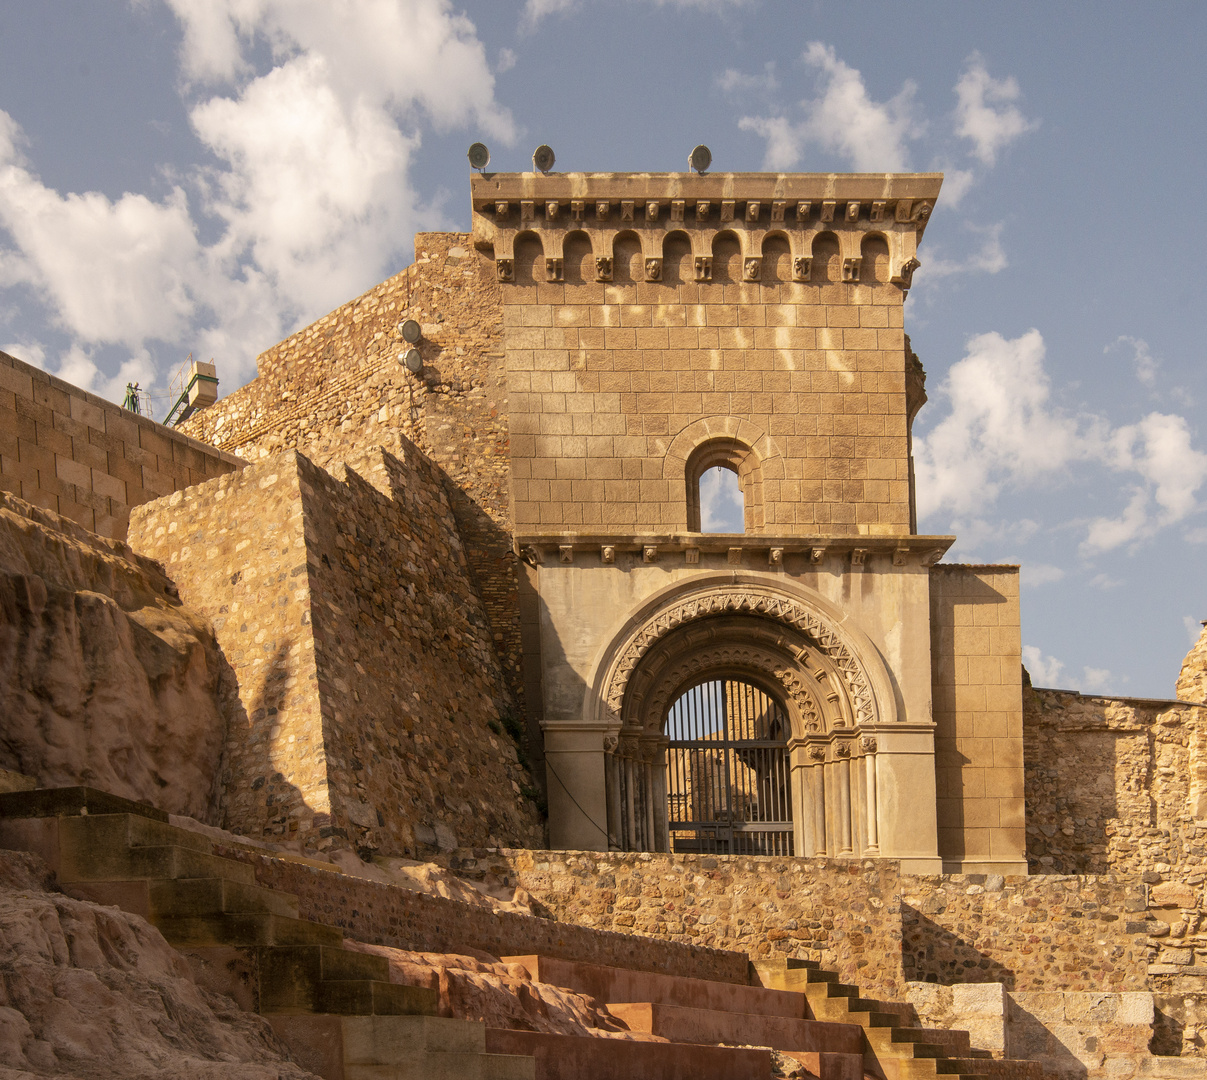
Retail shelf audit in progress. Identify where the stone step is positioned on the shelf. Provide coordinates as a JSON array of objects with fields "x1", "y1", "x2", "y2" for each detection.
[
  {"x1": 0, "y1": 785, "x2": 170, "y2": 823},
  {"x1": 779, "y1": 1050, "x2": 865, "y2": 1080},
  {"x1": 63, "y1": 876, "x2": 299, "y2": 920},
  {"x1": 502, "y1": 953, "x2": 806, "y2": 1018},
  {"x1": 155, "y1": 911, "x2": 344, "y2": 948},
  {"x1": 485, "y1": 1029, "x2": 773, "y2": 1080},
  {"x1": 254, "y1": 945, "x2": 438, "y2": 1017},
  {"x1": 607, "y1": 1001, "x2": 863, "y2": 1056},
  {"x1": 936, "y1": 1060, "x2": 1044, "y2": 1080},
  {"x1": 886, "y1": 1026, "x2": 972, "y2": 1057}
]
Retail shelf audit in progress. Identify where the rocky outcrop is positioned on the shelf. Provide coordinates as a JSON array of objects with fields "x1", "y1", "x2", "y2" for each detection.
[
  {"x1": 0, "y1": 492, "x2": 230, "y2": 820},
  {"x1": 0, "y1": 848, "x2": 317, "y2": 1078},
  {"x1": 1178, "y1": 623, "x2": 1207, "y2": 704}
]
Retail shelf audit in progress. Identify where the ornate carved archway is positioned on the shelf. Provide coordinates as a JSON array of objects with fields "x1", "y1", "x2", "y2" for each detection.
[{"x1": 593, "y1": 580, "x2": 893, "y2": 856}]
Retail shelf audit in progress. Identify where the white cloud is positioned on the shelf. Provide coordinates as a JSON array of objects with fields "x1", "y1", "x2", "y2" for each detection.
[
  {"x1": 700, "y1": 466, "x2": 744, "y2": 532},
  {"x1": 717, "y1": 63, "x2": 778, "y2": 96},
  {"x1": 497, "y1": 47, "x2": 517, "y2": 74},
  {"x1": 953, "y1": 53, "x2": 1038, "y2": 166},
  {"x1": 1089, "y1": 572, "x2": 1124, "y2": 590},
  {"x1": 1020, "y1": 563, "x2": 1064, "y2": 588},
  {"x1": 1106, "y1": 335, "x2": 1158, "y2": 387},
  {"x1": 0, "y1": 0, "x2": 510, "y2": 399},
  {"x1": 1081, "y1": 666, "x2": 1114, "y2": 693},
  {"x1": 523, "y1": 0, "x2": 748, "y2": 31},
  {"x1": 1184, "y1": 615, "x2": 1204, "y2": 646},
  {"x1": 1, "y1": 340, "x2": 46, "y2": 369},
  {"x1": 920, "y1": 222, "x2": 1007, "y2": 281},
  {"x1": 1023, "y1": 645, "x2": 1065, "y2": 687},
  {"x1": 521, "y1": 0, "x2": 577, "y2": 29},
  {"x1": 740, "y1": 43, "x2": 922, "y2": 172},
  {"x1": 915, "y1": 329, "x2": 1207, "y2": 556}
]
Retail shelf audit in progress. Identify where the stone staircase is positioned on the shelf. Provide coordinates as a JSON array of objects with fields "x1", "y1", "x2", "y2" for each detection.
[
  {"x1": 0, "y1": 787, "x2": 533, "y2": 1080},
  {"x1": 0, "y1": 787, "x2": 1052, "y2": 1080}
]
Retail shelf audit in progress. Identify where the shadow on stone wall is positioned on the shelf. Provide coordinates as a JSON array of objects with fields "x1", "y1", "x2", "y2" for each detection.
[
  {"x1": 1007, "y1": 1001, "x2": 1089, "y2": 1079},
  {"x1": 902, "y1": 905, "x2": 1016, "y2": 988}
]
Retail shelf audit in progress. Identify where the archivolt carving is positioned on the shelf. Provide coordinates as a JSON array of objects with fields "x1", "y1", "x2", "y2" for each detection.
[
  {"x1": 605, "y1": 589, "x2": 876, "y2": 728},
  {"x1": 635, "y1": 643, "x2": 824, "y2": 736}
]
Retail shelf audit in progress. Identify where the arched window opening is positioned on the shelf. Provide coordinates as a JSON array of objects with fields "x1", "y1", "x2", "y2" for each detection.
[
  {"x1": 699, "y1": 465, "x2": 744, "y2": 533},
  {"x1": 664, "y1": 677, "x2": 793, "y2": 856}
]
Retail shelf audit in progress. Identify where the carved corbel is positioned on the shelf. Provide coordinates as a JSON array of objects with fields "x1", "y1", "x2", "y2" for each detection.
[
  {"x1": 912, "y1": 202, "x2": 933, "y2": 222},
  {"x1": 820, "y1": 201, "x2": 836, "y2": 222},
  {"x1": 620, "y1": 200, "x2": 635, "y2": 222},
  {"x1": 893, "y1": 547, "x2": 908, "y2": 566},
  {"x1": 670, "y1": 200, "x2": 685, "y2": 222},
  {"x1": 770, "y1": 201, "x2": 786, "y2": 223},
  {"x1": 694, "y1": 255, "x2": 713, "y2": 282},
  {"x1": 685, "y1": 547, "x2": 700, "y2": 565},
  {"x1": 569, "y1": 200, "x2": 585, "y2": 222},
  {"x1": 793, "y1": 256, "x2": 812, "y2": 282},
  {"x1": 546, "y1": 257, "x2": 564, "y2": 283},
  {"x1": 894, "y1": 257, "x2": 921, "y2": 288},
  {"x1": 601, "y1": 545, "x2": 616, "y2": 564},
  {"x1": 743, "y1": 257, "x2": 762, "y2": 282},
  {"x1": 922, "y1": 548, "x2": 945, "y2": 567},
  {"x1": 596, "y1": 201, "x2": 610, "y2": 220},
  {"x1": 643, "y1": 545, "x2": 658, "y2": 563},
  {"x1": 646, "y1": 201, "x2": 661, "y2": 222},
  {"x1": 745, "y1": 201, "x2": 761, "y2": 223},
  {"x1": 895, "y1": 200, "x2": 913, "y2": 223},
  {"x1": 727, "y1": 547, "x2": 743, "y2": 565},
  {"x1": 496, "y1": 259, "x2": 514, "y2": 282},
  {"x1": 769, "y1": 547, "x2": 784, "y2": 567},
  {"x1": 850, "y1": 548, "x2": 867, "y2": 568},
  {"x1": 596, "y1": 256, "x2": 613, "y2": 282},
  {"x1": 520, "y1": 201, "x2": 535, "y2": 222},
  {"x1": 521, "y1": 545, "x2": 542, "y2": 566},
  {"x1": 495, "y1": 201, "x2": 509, "y2": 217},
  {"x1": 695, "y1": 200, "x2": 711, "y2": 221},
  {"x1": 558, "y1": 545, "x2": 574, "y2": 563},
  {"x1": 845, "y1": 202, "x2": 861, "y2": 223},
  {"x1": 842, "y1": 257, "x2": 861, "y2": 283},
  {"x1": 645, "y1": 258, "x2": 662, "y2": 282},
  {"x1": 796, "y1": 201, "x2": 812, "y2": 221},
  {"x1": 870, "y1": 201, "x2": 887, "y2": 223},
  {"x1": 545, "y1": 200, "x2": 560, "y2": 221},
  {"x1": 603, "y1": 734, "x2": 619, "y2": 753},
  {"x1": 720, "y1": 200, "x2": 735, "y2": 222},
  {"x1": 810, "y1": 546, "x2": 825, "y2": 563}
]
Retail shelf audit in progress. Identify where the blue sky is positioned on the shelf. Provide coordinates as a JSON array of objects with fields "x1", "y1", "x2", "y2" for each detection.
[{"x1": 1, "y1": 1, "x2": 1205, "y2": 697}]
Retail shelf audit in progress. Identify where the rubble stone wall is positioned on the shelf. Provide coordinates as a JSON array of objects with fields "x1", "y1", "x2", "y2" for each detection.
[
  {"x1": 901, "y1": 873, "x2": 1148, "y2": 992},
  {"x1": 178, "y1": 234, "x2": 526, "y2": 712},
  {"x1": 448, "y1": 848, "x2": 906, "y2": 997},
  {"x1": 0, "y1": 349, "x2": 240, "y2": 540},
  {"x1": 129, "y1": 447, "x2": 544, "y2": 856}
]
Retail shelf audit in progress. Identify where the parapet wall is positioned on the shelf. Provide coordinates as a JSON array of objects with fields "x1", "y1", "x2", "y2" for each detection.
[
  {"x1": 128, "y1": 445, "x2": 544, "y2": 855},
  {"x1": 0, "y1": 349, "x2": 240, "y2": 539}
]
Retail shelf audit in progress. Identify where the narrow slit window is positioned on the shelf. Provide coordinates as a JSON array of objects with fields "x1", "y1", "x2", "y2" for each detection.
[{"x1": 699, "y1": 465, "x2": 744, "y2": 533}]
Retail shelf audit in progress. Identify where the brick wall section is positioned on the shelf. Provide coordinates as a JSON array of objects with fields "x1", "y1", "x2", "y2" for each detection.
[
  {"x1": 901, "y1": 874, "x2": 1148, "y2": 991},
  {"x1": 214, "y1": 845, "x2": 751, "y2": 985},
  {"x1": 0, "y1": 349, "x2": 240, "y2": 539},
  {"x1": 930, "y1": 564, "x2": 1025, "y2": 870},
  {"x1": 129, "y1": 447, "x2": 544, "y2": 856},
  {"x1": 178, "y1": 235, "x2": 526, "y2": 713},
  {"x1": 500, "y1": 246, "x2": 912, "y2": 535},
  {"x1": 448, "y1": 849, "x2": 906, "y2": 998}
]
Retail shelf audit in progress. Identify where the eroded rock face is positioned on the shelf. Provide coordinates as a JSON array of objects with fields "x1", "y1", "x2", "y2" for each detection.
[
  {"x1": 1177, "y1": 623, "x2": 1207, "y2": 704},
  {"x1": 0, "y1": 848, "x2": 317, "y2": 1079},
  {"x1": 0, "y1": 492, "x2": 230, "y2": 820}
]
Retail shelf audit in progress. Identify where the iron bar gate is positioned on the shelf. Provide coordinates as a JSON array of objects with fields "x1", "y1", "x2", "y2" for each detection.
[{"x1": 664, "y1": 678, "x2": 794, "y2": 855}]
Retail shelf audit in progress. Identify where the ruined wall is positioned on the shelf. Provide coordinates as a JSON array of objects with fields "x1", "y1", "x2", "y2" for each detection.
[
  {"x1": 929, "y1": 564, "x2": 1026, "y2": 874},
  {"x1": 449, "y1": 848, "x2": 906, "y2": 998},
  {"x1": 0, "y1": 491, "x2": 230, "y2": 820},
  {"x1": 129, "y1": 447, "x2": 543, "y2": 855},
  {"x1": 901, "y1": 873, "x2": 1148, "y2": 992},
  {"x1": 0, "y1": 349, "x2": 240, "y2": 540},
  {"x1": 178, "y1": 234, "x2": 525, "y2": 711}
]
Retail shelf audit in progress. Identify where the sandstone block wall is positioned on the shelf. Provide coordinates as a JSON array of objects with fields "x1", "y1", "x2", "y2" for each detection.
[
  {"x1": 930, "y1": 564, "x2": 1025, "y2": 873},
  {"x1": 128, "y1": 446, "x2": 544, "y2": 855},
  {"x1": 0, "y1": 349, "x2": 240, "y2": 539},
  {"x1": 449, "y1": 848, "x2": 906, "y2": 997},
  {"x1": 901, "y1": 873, "x2": 1147, "y2": 992},
  {"x1": 0, "y1": 490, "x2": 230, "y2": 819},
  {"x1": 178, "y1": 235, "x2": 527, "y2": 713},
  {"x1": 499, "y1": 238, "x2": 912, "y2": 535}
]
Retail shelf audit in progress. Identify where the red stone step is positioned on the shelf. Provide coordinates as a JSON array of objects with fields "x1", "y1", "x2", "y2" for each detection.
[
  {"x1": 608, "y1": 1001, "x2": 863, "y2": 1056},
  {"x1": 503, "y1": 954, "x2": 805, "y2": 1018},
  {"x1": 485, "y1": 1029, "x2": 772, "y2": 1080},
  {"x1": 781, "y1": 1050, "x2": 865, "y2": 1080}
]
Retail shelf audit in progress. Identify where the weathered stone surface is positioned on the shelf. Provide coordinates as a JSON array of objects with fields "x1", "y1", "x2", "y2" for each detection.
[
  {"x1": 1178, "y1": 624, "x2": 1207, "y2": 705},
  {"x1": 0, "y1": 848, "x2": 317, "y2": 1078},
  {"x1": 0, "y1": 491, "x2": 229, "y2": 819}
]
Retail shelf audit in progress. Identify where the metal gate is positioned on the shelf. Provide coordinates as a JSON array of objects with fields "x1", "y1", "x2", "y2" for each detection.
[{"x1": 664, "y1": 678, "x2": 794, "y2": 855}]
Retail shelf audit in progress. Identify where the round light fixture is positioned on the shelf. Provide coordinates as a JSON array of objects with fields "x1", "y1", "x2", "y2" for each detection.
[
  {"x1": 467, "y1": 142, "x2": 490, "y2": 170},
  {"x1": 689, "y1": 145, "x2": 712, "y2": 174},
  {"x1": 400, "y1": 319, "x2": 421, "y2": 343},
  {"x1": 400, "y1": 349, "x2": 422, "y2": 373},
  {"x1": 532, "y1": 144, "x2": 556, "y2": 174}
]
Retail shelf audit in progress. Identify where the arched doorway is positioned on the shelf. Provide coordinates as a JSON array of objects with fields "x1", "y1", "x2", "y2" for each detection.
[{"x1": 665, "y1": 676, "x2": 794, "y2": 855}]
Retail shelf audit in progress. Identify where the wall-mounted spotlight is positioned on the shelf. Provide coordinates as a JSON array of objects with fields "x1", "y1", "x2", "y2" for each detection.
[
  {"x1": 532, "y1": 144, "x2": 556, "y2": 174},
  {"x1": 467, "y1": 142, "x2": 490, "y2": 171},
  {"x1": 399, "y1": 319, "x2": 421, "y2": 344},
  {"x1": 689, "y1": 145, "x2": 712, "y2": 174},
  {"x1": 400, "y1": 348, "x2": 422, "y2": 373}
]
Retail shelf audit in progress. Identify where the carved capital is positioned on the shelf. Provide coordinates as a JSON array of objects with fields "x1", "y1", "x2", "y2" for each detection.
[
  {"x1": 808, "y1": 744, "x2": 827, "y2": 762},
  {"x1": 603, "y1": 734, "x2": 619, "y2": 753},
  {"x1": 860, "y1": 735, "x2": 878, "y2": 753},
  {"x1": 835, "y1": 741, "x2": 852, "y2": 758}
]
